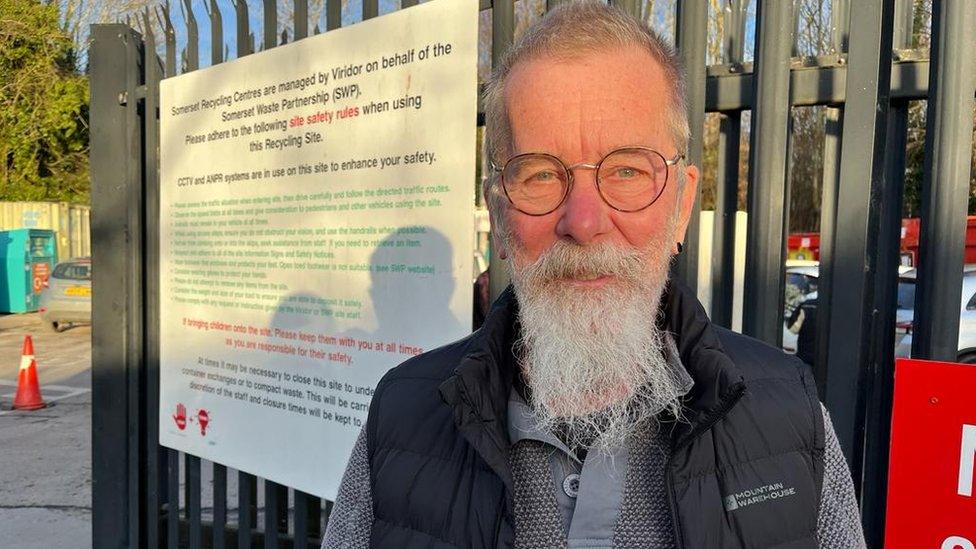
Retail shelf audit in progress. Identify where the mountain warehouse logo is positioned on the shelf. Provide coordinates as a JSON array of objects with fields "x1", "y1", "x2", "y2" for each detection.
[{"x1": 723, "y1": 482, "x2": 797, "y2": 511}]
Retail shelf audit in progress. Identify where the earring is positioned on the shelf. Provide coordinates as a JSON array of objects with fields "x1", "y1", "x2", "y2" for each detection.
[{"x1": 676, "y1": 242, "x2": 684, "y2": 254}]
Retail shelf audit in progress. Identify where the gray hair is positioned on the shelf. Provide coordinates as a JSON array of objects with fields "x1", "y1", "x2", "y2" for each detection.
[{"x1": 482, "y1": 0, "x2": 690, "y2": 217}]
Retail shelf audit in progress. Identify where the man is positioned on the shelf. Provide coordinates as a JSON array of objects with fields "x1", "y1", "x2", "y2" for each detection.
[{"x1": 323, "y1": 2, "x2": 865, "y2": 547}]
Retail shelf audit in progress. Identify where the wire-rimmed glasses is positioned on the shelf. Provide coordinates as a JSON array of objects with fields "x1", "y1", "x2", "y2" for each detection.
[{"x1": 490, "y1": 146, "x2": 684, "y2": 216}]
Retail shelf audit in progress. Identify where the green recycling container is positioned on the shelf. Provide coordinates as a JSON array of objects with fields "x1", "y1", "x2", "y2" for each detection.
[{"x1": 0, "y1": 229, "x2": 58, "y2": 313}]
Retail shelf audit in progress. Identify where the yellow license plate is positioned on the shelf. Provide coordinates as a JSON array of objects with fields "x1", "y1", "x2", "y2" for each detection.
[{"x1": 65, "y1": 286, "x2": 91, "y2": 297}]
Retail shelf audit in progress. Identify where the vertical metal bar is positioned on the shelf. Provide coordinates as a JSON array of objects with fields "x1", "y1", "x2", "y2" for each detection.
[
  {"x1": 182, "y1": 0, "x2": 199, "y2": 71},
  {"x1": 814, "y1": 105, "x2": 842, "y2": 394},
  {"x1": 186, "y1": 455, "x2": 202, "y2": 548},
  {"x1": 167, "y1": 450, "x2": 180, "y2": 548},
  {"x1": 277, "y1": 484, "x2": 289, "y2": 534},
  {"x1": 208, "y1": 0, "x2": 223, "y2": 65},
  {"x1": 711, "y1": 112, "x2": 740, "y2": 327},
  {"x1": 293, "y1": 491, "x2": 309, "y2": 549},
  {"x1": 743, "y1": 0, "x2": 792, "y2": 345},
  {"x1": 823, "y1": 0, "x2": 894, "y2": 471},
  {"x1": 295, "y1": 0, "x2": 308, "y2": 40},
  {"x1": 487, "y1": 0, "x2": 515, "y2": 303},
  {"x1": 832, "y1": 0, "x2": 851, "y2": 54},
  {"x1": 711, "y1": 0, "x2": 748, "y2": 328},
  {"x1": 813, "y1": 0, "x2": 851, "y2": 395},
  {"x1": 141, "y1": 12, "x2": 164, "y2": 547},
  {"x1": 326, "y1": 0, "x2": 341, "y2": 31},
  {"x1": 912, "y1": 1, "x2": 976, "y2": 361},
  {"x1": 363, "y1": 0, "x2": 379, "y2": 21},
  {"x1": 674, "y1": 0, "x2": 707, "y2": 294},
  {"x1": 308, "y1": 496, "x2": 323, "y2": 540},
  {"x1": 157, "y1": 4, "x2": 177, "y2": 76},
  {"x1": 213, "y1": 464, "x2": 227, "y2": 548},
  {"x1": 237, "y1": 472, "x2": 254, "y2": 549},
  {"x1": 235, "y1": 0, "x2": 251, "y2": 56},
  {"x1": 545, "y1": 0, "x2": 568, "y2": 11},
  {"x1": 263, "y1": 0, "x2": 277, "y2": 50},
  {"x1": 858, "y1": 1, "x2": 914, "y2": 543},
  {"x1": 90, "y1": 23, "x2": 144, "y2": 549},
  {"x1": 264, "y1": 481, "x2": 280, "y2": 548}
]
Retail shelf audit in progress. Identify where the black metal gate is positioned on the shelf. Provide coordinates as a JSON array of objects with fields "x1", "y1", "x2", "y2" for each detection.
[{"x1": 89, "y1": 1, "x2": 976, "y2": 547}]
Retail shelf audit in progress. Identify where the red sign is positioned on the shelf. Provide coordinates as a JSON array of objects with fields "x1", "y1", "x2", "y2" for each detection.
[
  {"x1": 886, "y1": 359, "x2": 976, "y2": 548},
  {"x1": 31, "y1": 262, "x2": 50, "y2": 294}
]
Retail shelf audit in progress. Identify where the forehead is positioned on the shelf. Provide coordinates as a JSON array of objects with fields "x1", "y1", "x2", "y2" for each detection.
[{"x1": 503, "y1": 46, "x2": 674, "y2": 157}]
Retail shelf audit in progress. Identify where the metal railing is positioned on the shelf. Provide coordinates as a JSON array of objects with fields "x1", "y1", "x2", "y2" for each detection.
[{"x1": 89, "y1": 1, "x2": 976, "y2": 547}]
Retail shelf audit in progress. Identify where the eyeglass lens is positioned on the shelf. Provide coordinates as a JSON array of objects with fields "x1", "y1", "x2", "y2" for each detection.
[{"x1": 503, "y1": 149, "x2": 669, "y2": 215}]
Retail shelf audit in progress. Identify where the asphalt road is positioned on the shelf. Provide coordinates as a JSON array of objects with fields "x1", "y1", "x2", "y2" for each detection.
[{"x1": 0, "y1": 313, "x2": 91, "y2": 549}]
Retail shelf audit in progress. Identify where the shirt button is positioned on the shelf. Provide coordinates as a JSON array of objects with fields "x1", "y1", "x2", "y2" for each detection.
[{"x1": 562, "y1": 473, "x2": 580, "y2": 498}]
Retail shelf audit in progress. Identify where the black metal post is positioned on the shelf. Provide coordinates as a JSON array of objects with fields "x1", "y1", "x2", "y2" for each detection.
[
  {"x1": 295, "y1": 0, "x2": 308, "y2": 39},
  {"x1": 673, "y1": 0, "x2": 707, "y2": 295},
  {"x1": 326, "y1": 0, "x2": 341, "y2": 31},
  {"x1": 363, "y1": 0, "x2": 379, "y2": 21},
  {"x1": 743, "y1": 0, "x2": 792, "y2": 345},
  {"x1": 90, "y1": 24, "x2": 146, "y2": 549},
  {"x1": 814, "y1": 105, "x2": 842, "y2": 395},
  {"x1": 181, "y1": 0, "x2": 199, "y2": 71},
  {"x1": 710, "y1": 0, "x2": 748, "y2": 329},
  {"x1": 912, "y1": 1, "x2": 976, "y2": 361},
  {"x1": 487, "y1": 0, "x2": 514, "y2": 303},
  {"x1": 141, "y1": 16, "x2": 164, "y2": 548},
  {"x1": 213, "y1": 464, "x2": 227, "y2": 548},
  {"x1": 711, "y1": 112, "x2": 740, "y2": 328},
  {"x1": 157, "y1": 3, "x2": 177, "y2": 76},
  {"x1": 822, "y1": 0, "x2": 895, "y2": 475},
  {"x1": 812, "y1": 0, "x2": 850, "y2": 396},
  {"x1": 858, "y1": 1, "x2": 913, "y2": 543},
  {"x1": 235, "y1": 0, "x2": 251, "y2": 56},
  {"x1": 187, "y1": 455, "x2": 202, "y2": 548},
  {"x1": 207, "y1": 0, "x2": 223, "y2": 65},
  {"x1": 263, "y1": 0, "x2": 277, "y2": 50}
]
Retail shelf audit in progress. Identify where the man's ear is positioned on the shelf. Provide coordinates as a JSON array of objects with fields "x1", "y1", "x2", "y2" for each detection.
[
  {"x1": 488, "y1": 207, "x2": 509, "y2": 260},
  {"x1": 483, "y1": 179, "x2": 510, "y2": 260},
  {"x1": 674, "y1": 164, "x2": 700, "y2": 245}
]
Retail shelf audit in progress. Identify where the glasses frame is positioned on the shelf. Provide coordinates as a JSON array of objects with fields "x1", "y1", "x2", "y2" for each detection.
[{"x1": 490, "y1": 146, "x2": 685, "y2": 216}]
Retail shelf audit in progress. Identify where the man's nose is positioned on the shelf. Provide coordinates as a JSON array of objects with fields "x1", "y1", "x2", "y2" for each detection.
[{"x1": 554, "y1": 170, "x2": 613, "y2": 244}]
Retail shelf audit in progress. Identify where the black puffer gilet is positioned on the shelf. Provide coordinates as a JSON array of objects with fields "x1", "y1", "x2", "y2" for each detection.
[{"x1": 366, "y1": 283, "x2": 824, "y2": 548}]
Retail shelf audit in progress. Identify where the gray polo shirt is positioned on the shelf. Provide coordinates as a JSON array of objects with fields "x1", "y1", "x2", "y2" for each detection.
[{"x1": 506, "y1": 334, "x2": 695, "y2": 546}]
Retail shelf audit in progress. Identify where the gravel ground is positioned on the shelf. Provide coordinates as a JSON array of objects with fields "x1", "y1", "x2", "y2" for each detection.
[{"x1": 0, "y1": 313, "x2": 91, "y2": 549}]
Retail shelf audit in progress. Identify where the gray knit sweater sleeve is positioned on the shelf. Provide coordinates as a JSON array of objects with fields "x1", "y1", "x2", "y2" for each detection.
[
  {"x1": 816, "y1": 404, "x2": 867, "y2": 548},
  {"x1": 321, "y1": 428, "x2": 372, "y2": 549}
]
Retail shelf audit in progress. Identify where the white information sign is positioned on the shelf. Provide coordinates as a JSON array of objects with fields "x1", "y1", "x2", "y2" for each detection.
[{"x1": 159, "y1": 0, "x2": 477, "y2": 499}]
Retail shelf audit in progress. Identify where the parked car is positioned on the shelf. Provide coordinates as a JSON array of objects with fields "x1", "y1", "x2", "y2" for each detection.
[
  {"x1": 781, "y1": 262, "x2": 915, "y2": 354},
  {"x1": 782, "y1": 263, "x2": 820, "y2": 353},
  {"x1": 38, "y1": 257, "x2": 91, "y2": 332},
  {"x1": 894, "y1": 269, "x2": 976, "y2": 363}
]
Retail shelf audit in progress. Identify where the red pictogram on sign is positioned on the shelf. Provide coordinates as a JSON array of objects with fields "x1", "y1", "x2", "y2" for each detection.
[
  {"x1": 197, "y1": 409, "x2": 210, "y2": 436},
  {"x1": 173, "y1": 403, "x2": 187, "y2": 430}
]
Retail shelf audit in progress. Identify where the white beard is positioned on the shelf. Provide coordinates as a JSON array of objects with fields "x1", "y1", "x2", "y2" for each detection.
[{"x1": 510, "y1": 236, "x2": 687, "y2": 453}]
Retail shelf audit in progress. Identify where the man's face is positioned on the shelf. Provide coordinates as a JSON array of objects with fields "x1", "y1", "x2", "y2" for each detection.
[
  {"x1": 493, "y1": 46, "x2": 699, "y2": 277},
  {"x1": 491, "y1": 47, "x2": 701, "y2": 449}
]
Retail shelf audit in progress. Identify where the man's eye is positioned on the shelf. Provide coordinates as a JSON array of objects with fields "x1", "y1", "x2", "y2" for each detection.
[
  {"x1": 526, "y1": 170, "x2": 560, "y2": 183},
  {"x1": 613, "y1": 166, "x2": 640, "y2": 178}
]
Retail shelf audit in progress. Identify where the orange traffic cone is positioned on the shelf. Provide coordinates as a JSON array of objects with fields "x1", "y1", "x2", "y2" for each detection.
[
  {"x1": 14, "y1": 336, "x2": 45, "y2": 411},
  {"x1": 20, "y1": 335, "x2": 34, "y2": 371}
]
